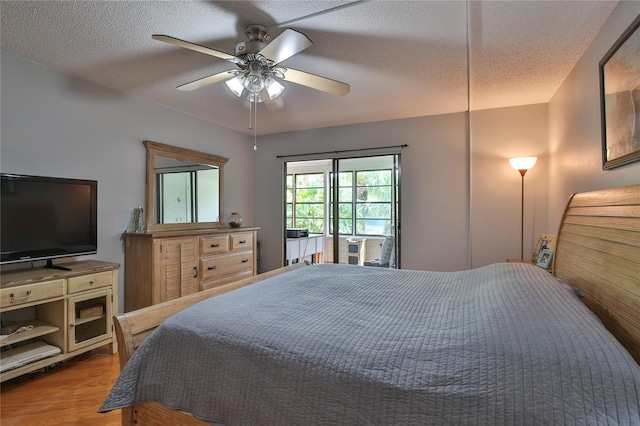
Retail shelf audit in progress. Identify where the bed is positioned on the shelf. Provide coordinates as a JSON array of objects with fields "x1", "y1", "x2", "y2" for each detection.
[{"x1": 101, "y1": 184, "x2": 640, "y2": 425}]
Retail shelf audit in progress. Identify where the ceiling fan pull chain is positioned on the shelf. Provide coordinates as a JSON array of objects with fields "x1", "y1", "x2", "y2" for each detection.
[{"x1": 254, "y1": 101, "x2": 258, "y2": 151}]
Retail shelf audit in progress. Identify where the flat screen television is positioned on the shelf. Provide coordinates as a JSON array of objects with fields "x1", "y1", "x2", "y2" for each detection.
[{"x1": 1, "y1": 174, "x2": 98, "y2": 269}]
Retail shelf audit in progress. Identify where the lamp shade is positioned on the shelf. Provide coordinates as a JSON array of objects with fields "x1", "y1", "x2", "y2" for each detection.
[
  {"x1": 225, "y1": 76, "x2": 245, "y2": 97},
  {"x1": 509, "y1": 157, "x2": 537, "y2": 171},
  {"x1": 265, "y1": 78, "x2": 285, "y2": 100}
]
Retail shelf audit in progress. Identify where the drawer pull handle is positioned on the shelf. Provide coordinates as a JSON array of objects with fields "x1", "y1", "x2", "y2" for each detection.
[
  {"x1": 242, "y1": 259, "x2": 249, "y2": 263},
  {"x1": 208, "y1": 266, "x2": 217, "y2": 270},
  {"x1": 89, "y1": 280, "x2": 96, "y2": 285},
  {"x1": 239, "y1": 240, "x2": 247, "y2": 244},
  {"x1": 211, "y1": 244, "x2": 220, "y2": 248},
  {"x1": 10, "y1": 290, "x2": 32, "y2": 302},
  {"x1": 193, "y1": 266, "x2": 198, "y2": 278}
]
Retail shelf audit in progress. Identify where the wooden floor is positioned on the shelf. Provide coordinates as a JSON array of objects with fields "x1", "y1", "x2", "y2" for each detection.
[{"x1": 1, "y1": 345, "x2": 121, "y2": 425}]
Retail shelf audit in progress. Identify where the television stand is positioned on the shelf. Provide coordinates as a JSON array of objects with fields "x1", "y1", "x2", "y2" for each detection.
[
  {"x1": 0, "y1": 260, "x2": 119, "y2": 382},
  {"x1": 44, "y1": 260, "x2": 72, "y2": 271}
]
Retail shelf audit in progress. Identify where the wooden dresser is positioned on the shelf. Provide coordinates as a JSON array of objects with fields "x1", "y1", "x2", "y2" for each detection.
[{"x1": 124, "y1": 227, "x2": 259, "y2": 312}]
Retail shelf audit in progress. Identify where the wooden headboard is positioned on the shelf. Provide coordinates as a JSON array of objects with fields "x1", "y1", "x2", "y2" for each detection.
[{"x1": 553, "y1": 184, "x2": 640, "y2": 364}]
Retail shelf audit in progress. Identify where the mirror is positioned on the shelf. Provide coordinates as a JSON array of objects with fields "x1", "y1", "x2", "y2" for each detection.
[{"x1": 144, "y1": 140, "x2": 228, "y2": 231}]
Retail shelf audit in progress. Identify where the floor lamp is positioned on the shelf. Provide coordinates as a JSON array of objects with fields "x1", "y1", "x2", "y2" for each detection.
[{"x1": 509, "y1": 157, "x2": 537, "y2": 260}]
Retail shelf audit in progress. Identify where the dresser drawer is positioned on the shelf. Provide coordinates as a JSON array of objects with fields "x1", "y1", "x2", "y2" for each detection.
[
  {"x1": 200, "y1": 252, "x2": 254, "y2": 281},
  {"x1": 230, "y1": 232, "x2": 253, "y2": 252},
  {"x1": 1, "y1": 279, "x2": 65, "y2": 308},
  {"x1": 200, "y1": 235, "x2": 229, "y2": 255},
  {"x1": 67, "y1": 271, "x2": 112, "y2": 294},
  {"x1": 200, "y1": 269, "x2": 254, "y2": 291}
]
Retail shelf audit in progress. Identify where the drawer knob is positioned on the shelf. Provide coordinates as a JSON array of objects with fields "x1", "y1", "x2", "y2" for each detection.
[
  {"x1": 208, "y1": 265, "x2": 217, "y2": 270},
  {"x1": 211, "y1": 243, "x2": 220, "y2": 248},
  {"x1": 89, "y1": 280, "x2": 96, "y2": 285},
  {"x1": 239, "y1": 240, "x2": 247, "y2": 244},
  {"x1": 10, "y1": 290, "x2": 32, "y2": 302},
  {"x1": 242, "y1": 259, "x2": 249, "y2": 263}
]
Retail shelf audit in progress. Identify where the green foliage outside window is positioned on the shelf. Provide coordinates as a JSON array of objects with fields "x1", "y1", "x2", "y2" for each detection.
[
  {"x1": 288, "y1": 168, "x2": 395, "y2": 237},
  {"x1": 286, "y1": 173, "x2": 325, "y2": 233}
]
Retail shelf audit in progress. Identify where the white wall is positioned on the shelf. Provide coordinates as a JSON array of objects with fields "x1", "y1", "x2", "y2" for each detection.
[
  {"x1": 1, "y1": 52, "x2": 255, "y2": 311},
  {"x1": 549, "y1": 1, "x2": 640, "y2": 228},
  {"x1": 470, "y1": 104, "x2": 549, "y2": 266}
]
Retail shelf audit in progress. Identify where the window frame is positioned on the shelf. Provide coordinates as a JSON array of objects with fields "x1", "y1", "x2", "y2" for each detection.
[
  {"x1": 331, "y1": 168, "x2": 394, "y2": 237},
  {"x1": 286, "y1": 172, "x2": 326, "y2": 233}
]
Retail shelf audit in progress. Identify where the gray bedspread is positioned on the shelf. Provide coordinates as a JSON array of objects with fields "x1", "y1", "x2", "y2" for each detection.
[{"x1": 101, "y1": 263, "x2": 640, "y2": 425}]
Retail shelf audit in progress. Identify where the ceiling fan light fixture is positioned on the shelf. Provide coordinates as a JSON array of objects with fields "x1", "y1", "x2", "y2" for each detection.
[
  {"x1": 225, "y1": 75, "x2": 246, "y2": 97},
  {"x1": 265, "y1": 77, "x2": 285, "y2": 100},
  {"x1": 244, "y1": 62, "x2": 265, "y2": 94},
  {"x1": 272, "y1": 67, "x2": 286, "y2": 79},
  {"x1": 244, "y1": 75, "x2": 265, "y2": 94},
  {"x1": 247, "y1": 91, "x2": 263, "y2": 103}
]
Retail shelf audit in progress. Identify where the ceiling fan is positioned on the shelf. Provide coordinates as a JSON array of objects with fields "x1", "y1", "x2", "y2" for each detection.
[{"x1": 152, "y1": 24, "x2": 350, "y2": 110}]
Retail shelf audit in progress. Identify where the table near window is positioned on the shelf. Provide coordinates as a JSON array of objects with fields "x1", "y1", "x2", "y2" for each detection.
[{"x1": 286, "y1": 235, "x2": 323, "y2": 265}]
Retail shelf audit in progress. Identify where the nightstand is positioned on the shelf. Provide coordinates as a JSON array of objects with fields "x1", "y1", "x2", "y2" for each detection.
[{"x1": 506, "y1": 258, "x2": 536, "y2": 265}]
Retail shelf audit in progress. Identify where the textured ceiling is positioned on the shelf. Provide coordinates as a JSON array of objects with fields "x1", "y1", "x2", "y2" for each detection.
[{"x1": 0, "y1": 1, "x2": 618, "y2": 135}]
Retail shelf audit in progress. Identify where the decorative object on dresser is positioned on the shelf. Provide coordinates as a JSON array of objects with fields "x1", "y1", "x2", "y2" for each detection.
[
  {"x1": 508, "y1": 156, "x2": 537, "y2": 260},
  {"x1": 124, "y1": 228, "x2": 259, "y2": 311},
  {"x1": 0, "y1": 260, "x2": 119, "y2": 382},
  {"x1": 127, "y1": 206, "x2": 146, "y2": 234},
  {"x1": 227, "y1": 212, "x2": 243, "y2": 228}
]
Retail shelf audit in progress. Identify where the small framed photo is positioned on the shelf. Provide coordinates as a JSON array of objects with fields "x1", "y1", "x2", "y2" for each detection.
[
  {"x1": 532, "y1": 234, "x2": 556, "y2": 262},
  {"x1": 536, "y1": 249, "x2": 554, "y2": 270}
]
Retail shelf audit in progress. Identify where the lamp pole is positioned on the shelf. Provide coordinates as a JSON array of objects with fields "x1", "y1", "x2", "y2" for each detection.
[
  {"x1": 518, "y1": 169, "x2": 527, "y2": 260},
  {"x1": 509, "y1": 157, "x2": 537, "y2": 260}
]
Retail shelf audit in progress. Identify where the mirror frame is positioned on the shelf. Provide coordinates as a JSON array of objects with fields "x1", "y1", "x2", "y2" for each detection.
[{"x1": 144, "y1": 140, "x2": 228, "y2": 231}]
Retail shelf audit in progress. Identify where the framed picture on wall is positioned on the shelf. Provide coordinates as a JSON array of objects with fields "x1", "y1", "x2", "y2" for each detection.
[
  {"x1": 600, "y1": 15, "x2": 640, "y2": 170},
  {"x1": 532, "y1": 233, "x2": 556, "y2": 262},
  {"x1": 536, "y1": 249, "x2": 554, "y2": 270}
]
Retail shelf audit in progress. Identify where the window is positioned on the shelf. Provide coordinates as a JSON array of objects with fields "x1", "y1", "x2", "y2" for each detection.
[
  {"x1": 287, "y1": 159, "x2": 397, "y2": 238},
  {"x1": 355, "y1": 170, "x2": 393, "y2": 235},
  {"x1": 285, "y1": 154, "x2": 400, "y2": 267},
  {"x1": 331, "y1": 169, "x2": 394, "y2": 236},
  {"x1": 286, "y1": 173, "x2": 325, "y2": 233}
]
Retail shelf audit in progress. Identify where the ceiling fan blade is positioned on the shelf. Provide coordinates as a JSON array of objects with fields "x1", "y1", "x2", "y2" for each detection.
[
  {"x1": 177, "y1": 70, "x2": 236, "y2": 91},
  {"x1": 152, "y1": 35, "x2": 238, "y2": 62},
  {"x1": 269, "y1": 1, "x2": 366, "y2": 29},
  {"x1": 281, "y1": 68, "x2": 350, "y2": 96},
  {"x1": 258, "y1": 29, "x2": 312, "y2": 64}
]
